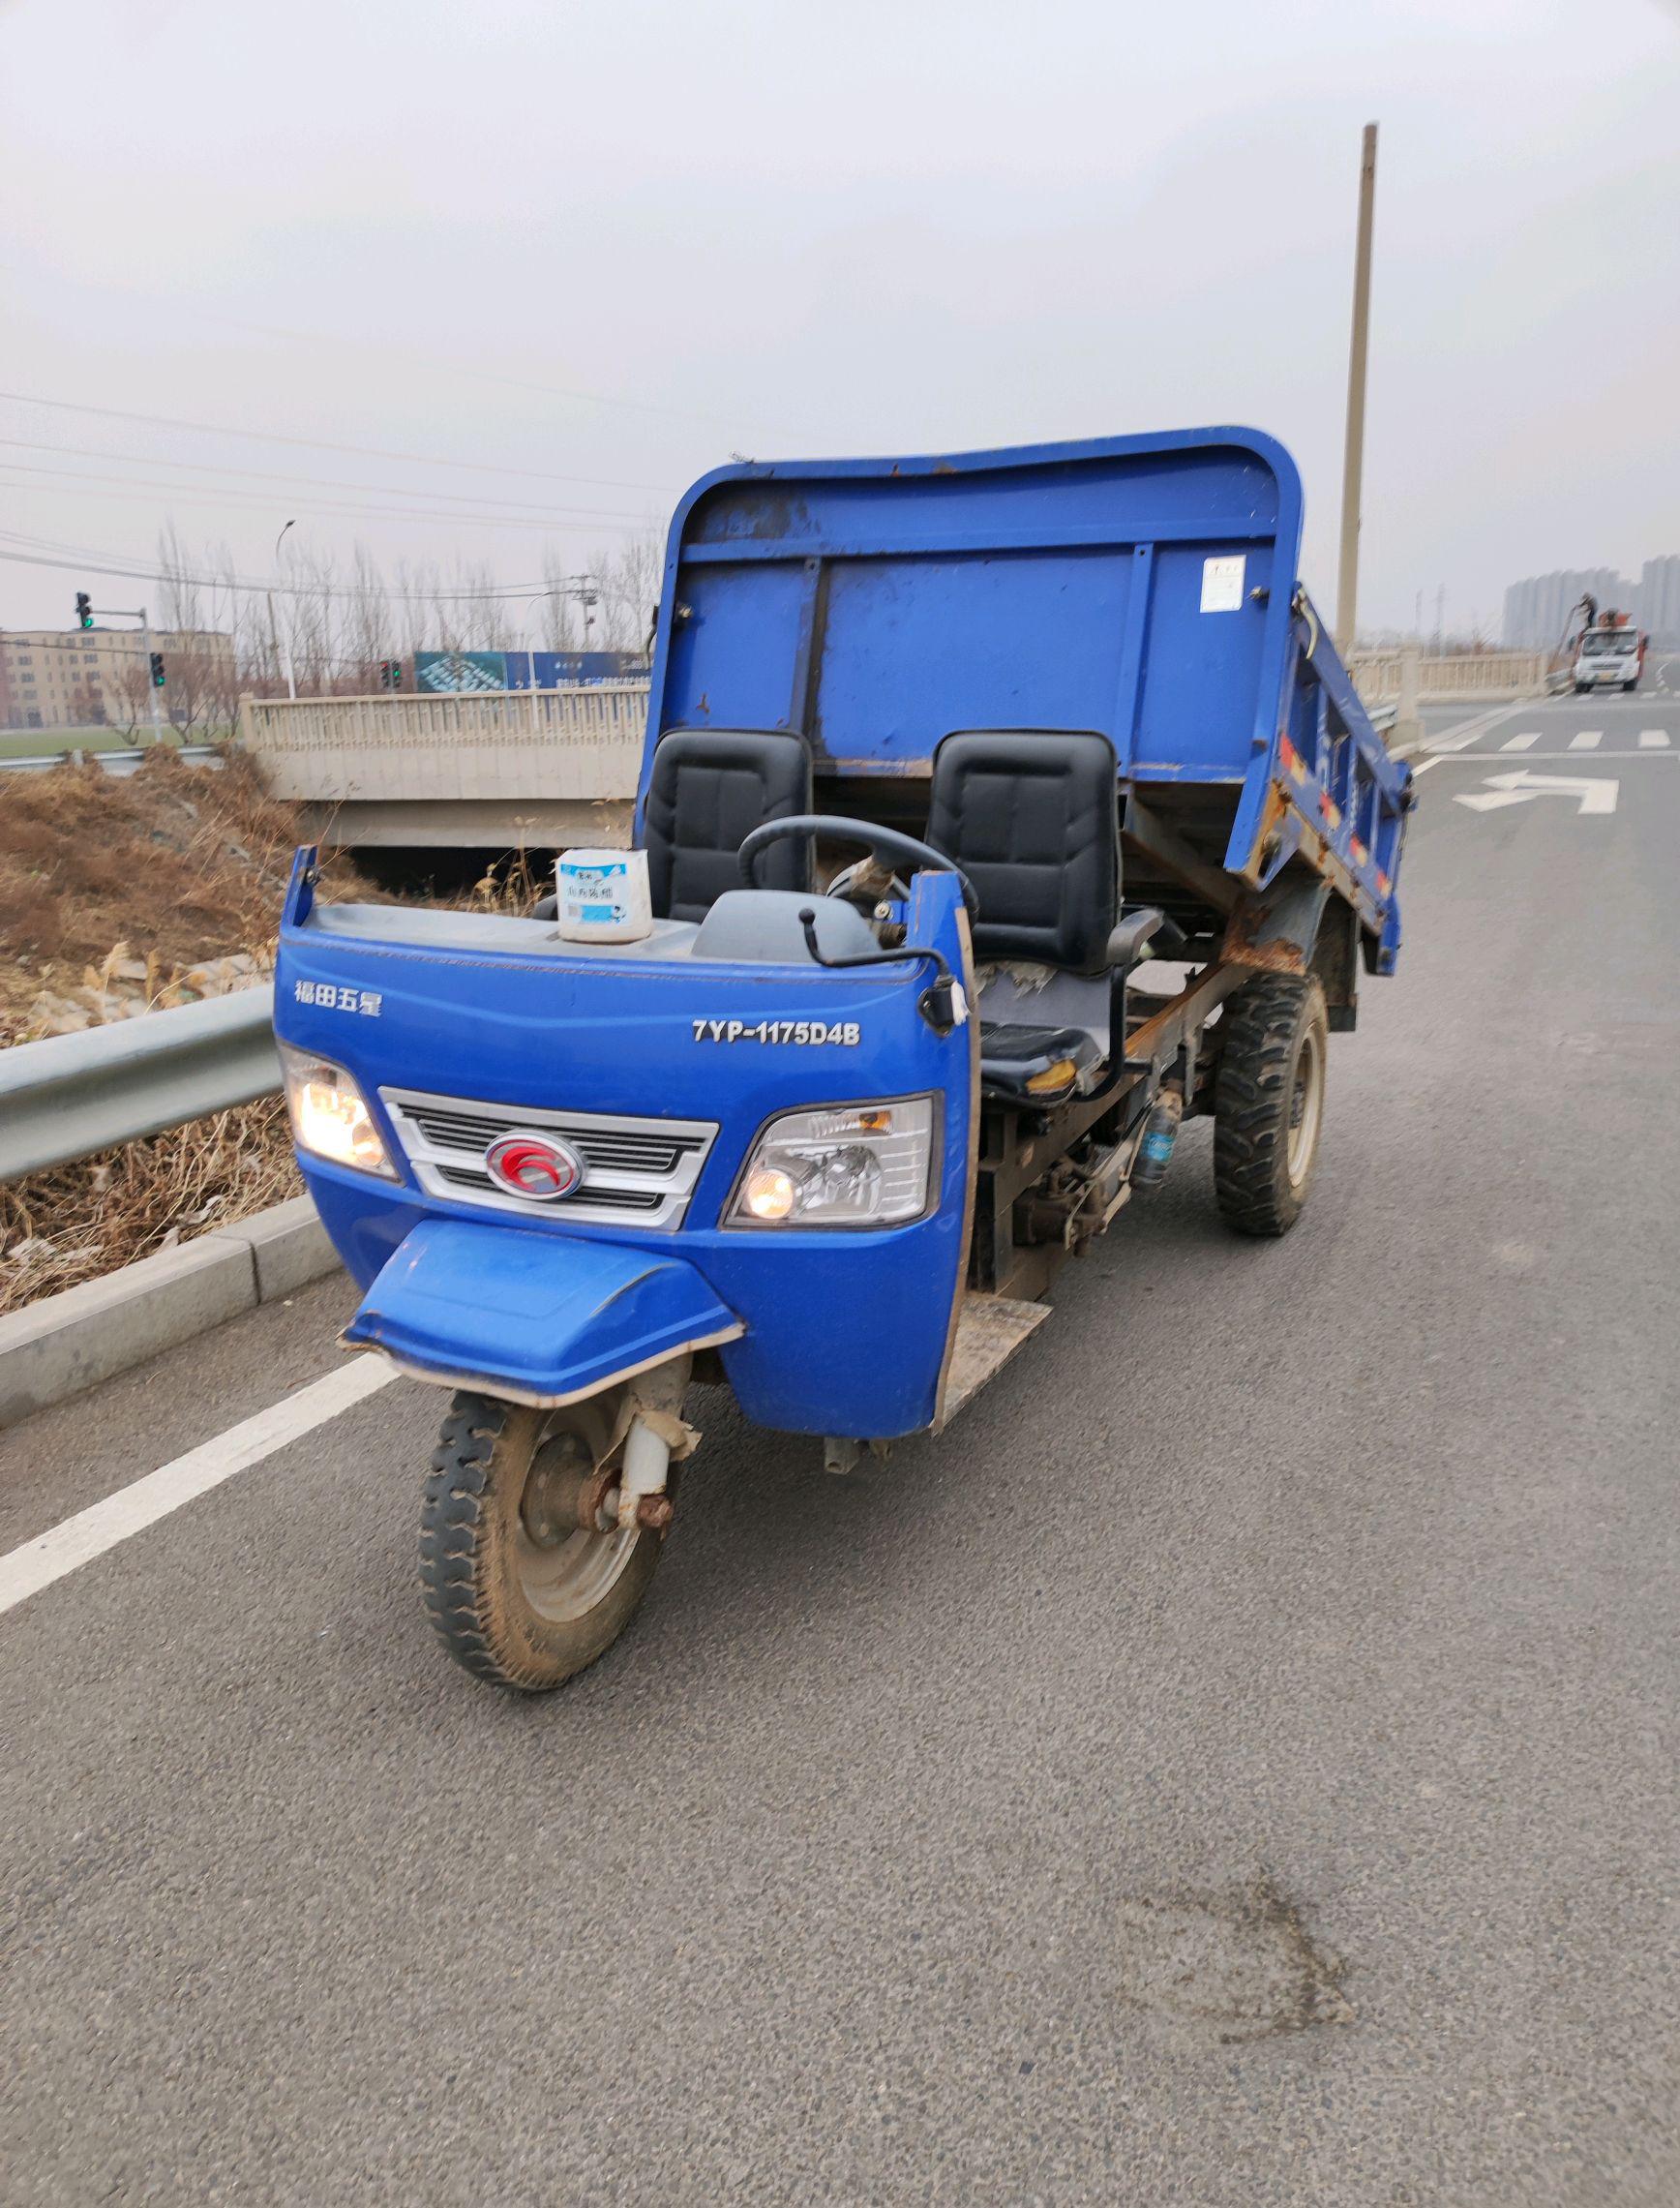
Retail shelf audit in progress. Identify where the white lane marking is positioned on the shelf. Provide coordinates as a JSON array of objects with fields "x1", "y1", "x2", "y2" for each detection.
[
  {"x1": 1638, "y1": 729, "x2": 1671, "y2": 748},
  {"x1": 1569, "y1": 729, "x2": 1604, "y2": 749},
  {"x1": 1455, "y1": 771, "x2": 1617, "y2": 816},
  {"x1": 0, "y1": 1356, "x2": 400, "y2": 1618},
  {"x1": 1500, "y1": 731, "x2": 1541, "y2": 751},
  {"x1": 1419, "y1": 701, "x2": 1530, "y2": 755},
  {"x1": 1422, "y1": 750, "x2": 1673, "y2": 763},
  {"x1": 1411, "y1": 757, "x2": 1443, "y2": 776}
]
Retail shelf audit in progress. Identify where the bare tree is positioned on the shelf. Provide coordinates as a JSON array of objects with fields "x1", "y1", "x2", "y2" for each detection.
[
  {"x1": 286, "y1": 541, "x2": 342, "y2": 696},
  {"x1": 391, "y1": 557, "x2": 439, "y2": 665},
  {"x1": 593, "y1": 526, "x2": 663, "y2": 656},
  {"x1": 109, "y1": 659, "x2": 152, "y2": 739},
  {"x1": 156, "y1": 521, "x2": 203, "y2": 634},
  {"x1": 135, "y1": 524, "x2": 661, "y2": 703},
  {"x1": 340, "y1": 542, "x2": 393, "y2": 692},
  {"x1": 67, "y1": 680, "x2": 105, "y2": 729}
]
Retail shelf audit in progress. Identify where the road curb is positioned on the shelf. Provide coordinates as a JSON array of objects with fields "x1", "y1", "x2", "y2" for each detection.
[{"x1": 0, "y1": 1195, "x2": 341, "y2": 1431}]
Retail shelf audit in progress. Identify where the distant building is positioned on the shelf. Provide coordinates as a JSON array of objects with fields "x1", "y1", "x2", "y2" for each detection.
[
  {"x1": 1501, "y1": 569, "x2": 1632, "y2": 651},
  {"x1": 1637, "y1": 557, "x2": 1680, "y2": 649},
  {"x1": 0, "y1": 626, "x2": 235, "y2": 732}
]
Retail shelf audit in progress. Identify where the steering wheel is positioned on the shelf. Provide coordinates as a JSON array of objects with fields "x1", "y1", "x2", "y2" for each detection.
[{"x1": 736, "y1": 814, "x2": 978, "y2": 920}]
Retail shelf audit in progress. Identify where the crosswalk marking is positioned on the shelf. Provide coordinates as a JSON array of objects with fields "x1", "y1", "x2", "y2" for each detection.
[
  {"x1": 1637, "y1": 729, "x2": 1671, "y2": 749},
  {"x1": 1499, "y1": 731, "x2": 1541, "y2": 751},
  {"x1": 1569, "y1": 729, "x2": 1604, "y2": 750}
]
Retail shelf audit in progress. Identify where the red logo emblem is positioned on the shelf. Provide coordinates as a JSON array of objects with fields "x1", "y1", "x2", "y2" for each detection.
[{"x1": 484, "y1": 1132, "x2": 583, "y2": 1201}]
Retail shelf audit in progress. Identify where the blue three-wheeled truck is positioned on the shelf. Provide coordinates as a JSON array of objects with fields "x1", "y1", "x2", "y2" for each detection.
[{"x1": 275, "y1": 428, "x2": 1412, "y2": 1691}]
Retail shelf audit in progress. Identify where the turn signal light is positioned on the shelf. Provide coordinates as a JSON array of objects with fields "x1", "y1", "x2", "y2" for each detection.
[{"x1": 1025, "y1": 1057, "x2": 1079, "y2": 1098}]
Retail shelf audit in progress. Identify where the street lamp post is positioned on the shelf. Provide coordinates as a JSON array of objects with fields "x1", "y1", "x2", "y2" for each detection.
[{"x1": 270, "y1": 520, "x2": 298, "y2": 701}]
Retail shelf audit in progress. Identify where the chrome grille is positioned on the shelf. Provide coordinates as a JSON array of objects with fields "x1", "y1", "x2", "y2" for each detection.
[{"x1": 380, "y1": 1086, "x2": 716, "y2": 1230}]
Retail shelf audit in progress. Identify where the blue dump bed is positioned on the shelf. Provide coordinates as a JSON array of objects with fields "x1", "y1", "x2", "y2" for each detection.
[{"x1": 641, "y1": 427, "x2": 1410, "y2": 971}]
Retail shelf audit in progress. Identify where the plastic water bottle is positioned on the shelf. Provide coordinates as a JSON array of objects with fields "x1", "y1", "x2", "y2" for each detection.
[{"x1": 1132, "y1": 1093, "x2": 1183, "y2": 1192}]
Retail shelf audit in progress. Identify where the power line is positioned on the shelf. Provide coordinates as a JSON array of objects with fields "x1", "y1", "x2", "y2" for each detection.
[
  {"x1": 0, "y1": 390, "x2": 682, "y2": 494},
  {"x1": 0, "y1": 434, "x2": 670, "y2": 522},
  {"x1": 0, "y1": 459, "x2": 655, "y2": 532},
  {"x1": 28, "y1": 277, "x2": 798, "y2": 442},
  {"x1": 206, "y1": 310, "x2": 788, "y2": 439},
  {"x1": 0, "y1": 543, "x2": 564, "y2": 603}
]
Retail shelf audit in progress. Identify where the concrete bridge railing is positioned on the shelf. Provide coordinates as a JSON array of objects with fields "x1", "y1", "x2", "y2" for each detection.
[
  {"x1": 238, "y1": 684, "x2": 651, "y2": 846},
  {"x1": 1345, "y1": 648, "x2": 1547, "y2": 704}
]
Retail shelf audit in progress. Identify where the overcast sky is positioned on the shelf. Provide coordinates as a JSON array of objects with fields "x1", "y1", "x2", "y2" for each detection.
[{"x1": 2, "y1": 0, "x2": 1676, "y2": 641}]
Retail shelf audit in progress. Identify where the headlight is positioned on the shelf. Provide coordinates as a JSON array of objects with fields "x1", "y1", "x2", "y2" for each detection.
[
  {"x1": 729, "y1": 1097, "x2": 936, "y2": 1227},
  {"x1": 278, "y1": 1043, "x2": 397, "y2": 1179}
]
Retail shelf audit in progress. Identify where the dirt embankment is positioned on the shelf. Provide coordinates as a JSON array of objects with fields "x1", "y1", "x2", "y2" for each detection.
[
  {"x1": 0, "y1": 747, "x2": 372, "y2": 1042},
  {"x1": 0, "y1": 751, "x2": 376, "y2": 1315}
]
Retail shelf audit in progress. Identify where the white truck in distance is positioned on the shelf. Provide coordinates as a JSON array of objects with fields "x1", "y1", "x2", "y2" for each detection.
[{"x1": 1573, "y1": 613, "x2": 1646, "y2": 694}]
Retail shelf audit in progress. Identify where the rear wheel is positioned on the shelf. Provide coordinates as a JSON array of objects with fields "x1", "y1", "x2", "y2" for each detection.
[
  {"x1": 419, "y1": 1390, "x2": 662, "y2": 1691},
  {"x1": 1213, "y1": 973, "x2": 1328, "y2": 1237}
]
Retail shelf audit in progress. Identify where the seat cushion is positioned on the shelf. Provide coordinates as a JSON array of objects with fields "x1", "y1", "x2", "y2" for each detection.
[
  {"x1": 645, "y1": 729, "x2": 812, "y2": 923},
  {"x1": 927, "y1": 730, "x2": 1119, "y2": 974},
  {"x1": 977, "y1": 1021, "x2": 1100, "y2": 1103}
]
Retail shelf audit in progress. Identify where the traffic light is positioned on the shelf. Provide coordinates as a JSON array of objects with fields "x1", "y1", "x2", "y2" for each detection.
[
  {"x1": 149, "y1": 652, "x2": 165, "y2": 688},
  {"x1": 379, "y1": 658, "x2": 402, "y2": 691},
  {"x1": 75, "y1": 592, "x2": 93, "y2": 629}
]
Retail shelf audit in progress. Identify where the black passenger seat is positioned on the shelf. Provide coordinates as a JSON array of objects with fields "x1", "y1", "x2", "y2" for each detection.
[
  {"x1": 927, "y1": 728, "x2": 1121, "y2": 1104},
  {"x1": 643, "y1": 728, "x2": 813, "y2": 922}
]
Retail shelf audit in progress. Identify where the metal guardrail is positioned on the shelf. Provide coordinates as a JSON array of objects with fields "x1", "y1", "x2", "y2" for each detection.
[
  {"x1": 0, "y1": 743, "x2": 223, "y2": 777},
  {"x1": 0, "y1": 986, "x2": 281, "y2": 1183}
]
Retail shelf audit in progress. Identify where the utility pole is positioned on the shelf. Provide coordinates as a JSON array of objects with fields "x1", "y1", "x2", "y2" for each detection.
[
  {"x1": 138, "y1": 606, "x2": 164, "y2": 741},
  {"x1": 1335, "y1": 122, "x2": 1378, "y2": 658},
  {"x1": 90, "y1": 600, "x2": 165, "y2": 741}
]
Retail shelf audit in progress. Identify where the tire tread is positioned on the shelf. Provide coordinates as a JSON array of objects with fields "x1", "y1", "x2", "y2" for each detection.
[
  {"x1": 418, "y1": 1393, "x2": 535, "y2": 1686},
  {"x1": 1213, "y1": 973, "x2": 1325, "y2": 1237}
]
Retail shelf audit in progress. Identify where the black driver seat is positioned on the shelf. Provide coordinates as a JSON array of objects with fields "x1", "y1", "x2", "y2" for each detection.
[
  {"x1": 926, "y1": 728, "x2": 1121, "y2": 1103},
  {"x1": 644, "y1": 728, "x2": 814, "y2": 922}
]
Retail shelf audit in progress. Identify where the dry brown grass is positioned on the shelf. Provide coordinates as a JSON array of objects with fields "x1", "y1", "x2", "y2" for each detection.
[
  {"x1": 0, "y1": 748, "x2": 386, "y2": 1314},
  {"x1": 0, "y1": 1099, "x2": 302, "y2": 1317},
  {"x1": 1, "y1": 751, "x2": 570, "y2": 1317},
  {"x1": 0, "y1": 745, "x2": 374, "y2": 1041}
]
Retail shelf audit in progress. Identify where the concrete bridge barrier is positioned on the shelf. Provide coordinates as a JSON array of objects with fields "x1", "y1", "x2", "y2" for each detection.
[{"x1": 239, "y1": 683, "x2": 650, "y2": 847}]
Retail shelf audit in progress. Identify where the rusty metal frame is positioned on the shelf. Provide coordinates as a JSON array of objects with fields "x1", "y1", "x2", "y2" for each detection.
[{"x1": 970, "y1": 955, "x2": 1250, "y2": 1299}]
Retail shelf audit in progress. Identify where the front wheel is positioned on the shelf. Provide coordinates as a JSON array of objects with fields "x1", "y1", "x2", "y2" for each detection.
[
  {"x1": 1213, "y1": 973, "x2": 1329, "y2": 1237},
  {"x1": 419, "y1": 1391, "x2": 662, "y2": 1691}
]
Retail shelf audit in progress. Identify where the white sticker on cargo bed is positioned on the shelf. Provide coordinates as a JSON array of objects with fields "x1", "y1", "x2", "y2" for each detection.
[{"x1": 1201, "y1": 554, "x2": 1245, "y2": 613}]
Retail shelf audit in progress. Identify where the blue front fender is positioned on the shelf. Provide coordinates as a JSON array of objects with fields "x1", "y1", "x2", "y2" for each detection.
[{"x1": 344, "y1": 1218, "x2": 743, "y2": 1406}]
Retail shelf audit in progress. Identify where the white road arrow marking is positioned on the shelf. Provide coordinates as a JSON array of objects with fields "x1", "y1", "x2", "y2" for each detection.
[{"x1": 1455, "y1": 771, "x2": 1619, "y2": 816}]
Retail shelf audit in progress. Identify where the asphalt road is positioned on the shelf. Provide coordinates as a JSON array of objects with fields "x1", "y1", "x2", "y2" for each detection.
[{"x1": 4, "y1": 692, "x2": 1679, "y2": 2205}]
